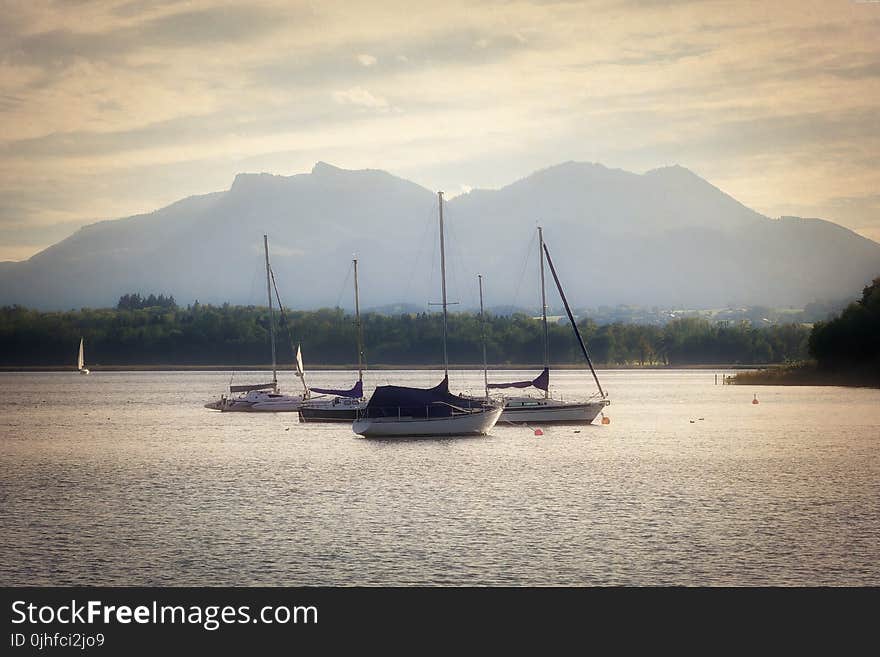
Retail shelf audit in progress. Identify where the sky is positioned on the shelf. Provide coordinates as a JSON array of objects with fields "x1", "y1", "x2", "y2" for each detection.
[{"x1": 1, "y1": 0, "x2": 879, "y2": 261}]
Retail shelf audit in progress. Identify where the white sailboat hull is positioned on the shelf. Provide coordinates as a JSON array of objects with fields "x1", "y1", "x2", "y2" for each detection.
[
  {"x1": 353, "y1": 406, "x2": 503, "y2": 438},
  {"x1": 499, "y1": 398, "x2": 608, "y2": 424},
  {"x1": 249, "y1": 396, "x2": 307, "y2": 412},
  {"x1": 79, "y1": 368, "x2": 90, "y2": 375},
  {"x1": 204, "y1": 390, "x2": 306, "y2": 412}
]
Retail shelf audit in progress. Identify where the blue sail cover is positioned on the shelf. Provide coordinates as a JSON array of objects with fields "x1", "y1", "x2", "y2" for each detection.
[
  {"x1": 487, "y1": 367, "x2": 550, "y2": 392},
  {"x1": 364, "y1": 377, "x2": 486, "y2": 418},
  {"x1": 310, "y1": 380, "x2": 363, "y2": 399}
]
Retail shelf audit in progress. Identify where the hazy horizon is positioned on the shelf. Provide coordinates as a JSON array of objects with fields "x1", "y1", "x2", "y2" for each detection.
[{"x1": 1, "y1": 0, "x2": 879, "y2": 261}]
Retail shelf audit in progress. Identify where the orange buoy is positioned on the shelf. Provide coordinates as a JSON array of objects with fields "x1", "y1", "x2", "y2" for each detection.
[
  {"x1": 752, "y1": 394, "x2": 759, "y2": 405},
  {"x1": 534, "y1": 428, "x2": 544, "y2": 436},
  {"x1": 601, "y1": 415, "x2": 610, "y2": 425}
]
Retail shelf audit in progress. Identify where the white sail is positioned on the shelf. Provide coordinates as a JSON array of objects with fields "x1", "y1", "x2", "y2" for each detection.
[
  {"x1": 295, "y1": 344, "x2": 304, "y2": 378},
  {"x1": 77, "y1": 337, "x2": 89, "y2": 374}
]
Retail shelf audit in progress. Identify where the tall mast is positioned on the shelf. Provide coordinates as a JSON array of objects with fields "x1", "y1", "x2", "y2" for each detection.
[
  {"x1": 538, "y1": 225, "x2": 549, "y2": 398},
  {"x1": 438, "y1": 191, "x2": 449, "y2": 379},
  {"x1": 479, "y1": 274, "x2": 488, "y2": 399},
  {"x1": 543, "y1": 240, "x2": 606, "y2": 399},
  {"x1": 264, "y1": 234, "x2": 277, "y2": 388},
  {"x1": 353, "y1": 257, "x2": 364, "y2": 385}
]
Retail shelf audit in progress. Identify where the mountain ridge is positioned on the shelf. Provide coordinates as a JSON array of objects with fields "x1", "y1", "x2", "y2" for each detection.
[{"x1": 1, "y1": 161, "x2": 877, "y2": 311}]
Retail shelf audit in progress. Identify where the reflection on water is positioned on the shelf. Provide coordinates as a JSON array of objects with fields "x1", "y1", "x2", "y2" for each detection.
[{"x1": 0, "y1": 369, "x2": 878, "y2": 586}]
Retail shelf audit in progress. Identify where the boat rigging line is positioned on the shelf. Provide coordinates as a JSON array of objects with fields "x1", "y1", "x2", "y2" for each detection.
[
  {"x1": 541, "y1": 240, "x2": 606, "y2": 399},
  {"x1": 401, "y1": 200, "x2": 438, "y2": 309},
  {"x1": 333, "y1": 260, "x2": 354, "y2": 311},
  {"x1": 269, "y1": 264, "x2": 309, "y2": 394},
  {"x1": 510, "y1": 229, "x2": 539, "y2": 315}
]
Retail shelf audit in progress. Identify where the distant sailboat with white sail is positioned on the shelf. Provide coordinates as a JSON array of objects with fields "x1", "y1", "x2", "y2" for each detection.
[
  {"x1": 492, "y1": 227, "x2": 610, "y2": 424},
  {"x1": 352, "y1": 192, "x2": 503, "y2": 437},
  {"x1": 77, "y1": 338, "x2": 89, "y2": 375},
  {"x1": 204, "y1": 235, "x2": 309, "y2": 412}
]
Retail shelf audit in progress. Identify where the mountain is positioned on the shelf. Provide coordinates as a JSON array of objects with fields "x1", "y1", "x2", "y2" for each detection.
[{"x1": 1, "y1": 161, "x2": 878, "y2": 311}]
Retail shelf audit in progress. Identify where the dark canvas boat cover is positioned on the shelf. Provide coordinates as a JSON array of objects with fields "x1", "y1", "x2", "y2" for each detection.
[
  {"x1": 310, "y1": 380, "x2": 363, "y2": 399},
  {"x1": 364, "y1": 377, "x2": 485, "y2": 418},
  {"x1": 487, "y1": 367, "x2": 549, "y2": 392}
]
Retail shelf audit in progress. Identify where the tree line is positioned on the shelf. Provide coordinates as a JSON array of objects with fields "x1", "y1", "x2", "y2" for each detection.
[
  {"x1": 0, "y1": 297, "x2": 812, "y2": 367},
  {"x1": 116, "y1": 293, "x2": 177, "y2": 311},
  {"x1": 808, "y1": 277, "x2": 879, "y2": 375}
]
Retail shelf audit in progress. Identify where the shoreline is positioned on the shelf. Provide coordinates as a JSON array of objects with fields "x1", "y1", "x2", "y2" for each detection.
[
  {"x1": 0, "y1": 363, "x2": 761, "y2": 372},
  {"x1": 731, "y1": 362, "x2": 880, "y2": 388}
]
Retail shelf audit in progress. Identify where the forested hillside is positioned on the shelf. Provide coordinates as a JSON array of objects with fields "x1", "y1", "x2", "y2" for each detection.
[{"x1": 0, "y1": 301, "x2": 811, "y2": 367}]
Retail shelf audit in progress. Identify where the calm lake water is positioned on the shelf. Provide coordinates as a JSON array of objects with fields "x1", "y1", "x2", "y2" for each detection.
[{"x1": 1, "y1": 369, "x2": 878, "y2": 586}]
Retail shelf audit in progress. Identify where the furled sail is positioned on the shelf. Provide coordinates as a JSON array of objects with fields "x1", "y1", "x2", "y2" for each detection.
[
  {"x1": 487, "y1": 367, "x2": 549, "y2": 391},
  {"x1": 77, "y1": 338, "x2": 85, "y2": 370},
  {"x1": 229, "y1": 382, "x2": 277, "y2": 393},
  {"x1": 310, "y1": 380, "x2": 364, "y2": 399}
]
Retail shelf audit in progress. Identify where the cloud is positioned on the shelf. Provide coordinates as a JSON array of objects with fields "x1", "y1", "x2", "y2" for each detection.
[
  {"x1": 5, "y1": 4, "x2": 289, "y2": 70},
  {"x1": 256, "y1": 26, "x2": 539, "y2": 90},
  {"x1": 111, "y1": 0, "x2": 193, "y2": 19},
  {"x1": 332, "y1": 87, "x2": 389, "y2": 109}
]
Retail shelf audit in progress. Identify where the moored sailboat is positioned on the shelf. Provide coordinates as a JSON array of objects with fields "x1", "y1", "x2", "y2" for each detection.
[
  {"x1": 493, "y1": 227, "x2": 609, "y2": 424},
  {"x1": 352, "y1": 192, "x2": 502, "y2": 438},
  {"x1": 204, "y1": 235, "x2": 309, "y2": 412},
  {"x1": 298, "y1": 257, "x2": 368, "y2": 422}
]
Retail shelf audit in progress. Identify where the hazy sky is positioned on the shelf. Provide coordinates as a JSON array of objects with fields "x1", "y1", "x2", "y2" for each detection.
[{"x1": 1, "y1": 0, "x2": 879, "y2": 260}]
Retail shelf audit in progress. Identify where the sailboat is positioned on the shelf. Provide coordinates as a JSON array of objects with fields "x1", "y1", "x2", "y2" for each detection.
[
  {"x1": 77, "y1": 338, "x2": 90, "y2": 375},
  {"x1": 492, "y1": 227, "x2": 610, "y2": 424},
  {"x1": 204, "y1": 235, "x2": 309, "y2": 412},
  {"x1": 298, "y1": 258, "x2": 368, "y2": 422},
  {"x1": 351, "y1": 192, "x2": 503, "y2": 438}
]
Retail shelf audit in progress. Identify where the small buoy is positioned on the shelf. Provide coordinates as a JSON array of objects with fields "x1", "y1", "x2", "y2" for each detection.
[
  {"x1": 534, "y1": 428, "x2": 544, "y2": 436},
  {"x1": 752, "y1": 394, "x2": 759, "y2": 405},
  {"x1": 600, "y1": 413, "x2": 610, "y2": 425}
]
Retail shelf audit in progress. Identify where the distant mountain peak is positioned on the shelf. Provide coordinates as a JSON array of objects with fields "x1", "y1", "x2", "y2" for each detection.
[
  {"x1": 230, "y1": 171, "x2": 284, "y2": 193},
  {"x1": 535, "y1": 160, "x2": 610, "y2": 175},
  {"x1": 644, "y1": 164, "x2": 699, "y2": 178},
  {"x1": 498, "y1": 160, "x2": 626, "y2": 193},
  {"x1": 311, "y1": 161, "x2": 345, "y2": 175}
]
